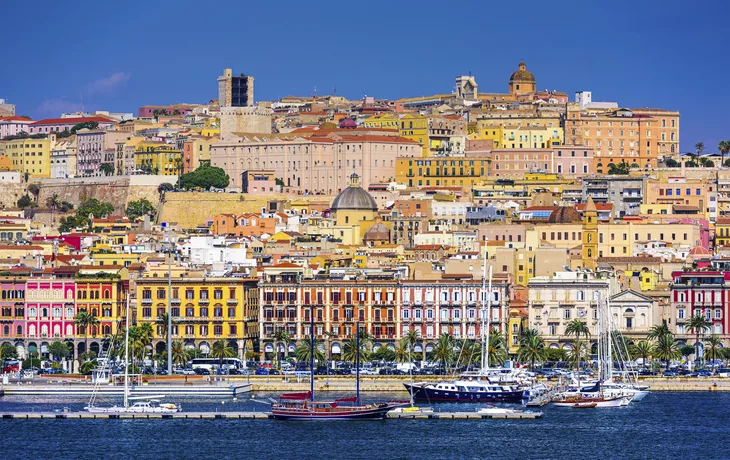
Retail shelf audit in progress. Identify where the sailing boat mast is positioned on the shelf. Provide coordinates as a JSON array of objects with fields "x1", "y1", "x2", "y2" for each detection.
[
  {"x1": 310, "y1": 305, "x2": 315, "y2": 402},
  {"x1": 355, "y1": 321, "x2": 360, "y2": 406},
  {"x1": 480, "y1": 258, "x2": 491, "y2": 374},
  {"x1": 124, "y1": 296, "x2": 130, "y2": 409}
]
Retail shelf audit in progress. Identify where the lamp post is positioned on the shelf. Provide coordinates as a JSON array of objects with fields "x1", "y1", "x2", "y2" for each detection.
[{"x1": 164, "y1": 229, "x2": 174, "y2": 375}]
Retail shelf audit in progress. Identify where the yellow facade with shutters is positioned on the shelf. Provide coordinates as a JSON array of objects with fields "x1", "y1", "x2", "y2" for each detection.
[
  {"x1": 135, "y1": 142, "x2": 182, "y2": 175},
  {"x1": 4, "y1": 138, "x2": 51, "y2": 178},
  {"x1": 136, "y1": 276, "x2": 259, "y2": 353}
]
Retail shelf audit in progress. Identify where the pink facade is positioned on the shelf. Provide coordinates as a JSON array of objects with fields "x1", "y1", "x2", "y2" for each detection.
[
  {"x1": 76, "y1": 130, "x2": 105, "y2": 176},
  {"x1": 25, "y1": 279, "x2": 76, "y2": 341},
  {"x1": 29, "y1": 117, "x2": 115, "y2": 134},
  {"x1": 553, "y1": 147, "x2": 595, "y2": 176},
  {"x1": 0, "y1": 117, "x2": 32, "y2": 139}
]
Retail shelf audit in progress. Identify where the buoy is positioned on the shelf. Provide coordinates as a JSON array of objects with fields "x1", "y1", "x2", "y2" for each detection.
[
  {"x1": 221, "y1": 400, "x2": 225, "y2": 405},
  {"x1": 233, "y1": 397, "x2": 238, "y2": 402}
]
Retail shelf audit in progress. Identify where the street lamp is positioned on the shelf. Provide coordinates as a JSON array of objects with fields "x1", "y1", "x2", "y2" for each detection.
[{"x1": 164, "y1": 229, "x2": 174, "y2": 375}]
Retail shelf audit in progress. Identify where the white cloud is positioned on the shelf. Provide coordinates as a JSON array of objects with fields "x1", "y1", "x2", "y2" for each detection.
[
  {"x1": 87, "y1": 72, "x2": 131, "y2": 96},
  {"x1": 35, "y1": 98, "x2": 83, "y2": 116}
]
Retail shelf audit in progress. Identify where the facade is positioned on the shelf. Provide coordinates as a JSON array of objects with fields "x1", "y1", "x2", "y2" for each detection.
[
  {"x1": 136, "y1": 275, "x2": 259, "y2": 357},
  {"x1": 242, "y1": 170, "x2": 276, "y2": 194},
  {"x1": 0, "y1": 277, "x2": 26, "y2": 345},
  {"x1": 24, "y1": 276, "x2": 77, "y2": 356},
  {"x1": 583, "y1": 176, "x2": 644, "y2": 217},
  {"x1": 219, "y1": 106, "x2": 273, "y2": 141},
  {"x1": 182, "y1": 136, "x2": 215, "y2": 173},
  {"x1": 135, "y1": 142, "x2": 182, "y2": 175},
  {"x1": 212, "y1": 133, "x2": 418, "y2": 193},
  {"x1": 50, "y1": 135, "x2": 77, "y2": 178},
  {"x1": 395, "y1": 157, "x2": 489, "y2": 188},
  {"x1": 527, "y1": 272, "x2": 611, "y2": 347},
  {"x1": 258, "y1": 263, "x2": 510, "y2": 358},
  {"x1": 0, "y1": 116, "x2": 32, "y2": 139},
  {"x1": 608, "y1": 290, "x2": 656, "y2": 340},
  {"x1": 29, "y1": 116, "x2": 116, "y2": 135},
  {"x1": 218, "y1": 68, "x2": 255, "y2": 107},
  {"x1": 76, "y1": 129, "x2": 105, "y2": 177},
  {"x1": 4, "y1": 137, "x2": 51, "y2": 178},
  {"x1": 670, "y1": 271, "x2": 729, "y2": 345},
  {"x1": 564, "y1": 105, "x2": 680, "y2": 171}
]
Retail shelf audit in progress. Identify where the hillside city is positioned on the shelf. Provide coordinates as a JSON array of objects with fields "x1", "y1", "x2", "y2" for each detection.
[{"x1": 2, "y1": 62, "x2": 730, "y2": 374}]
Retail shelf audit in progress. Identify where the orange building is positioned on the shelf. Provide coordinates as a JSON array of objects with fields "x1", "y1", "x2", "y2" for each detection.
[{"x1": 211, "y1": 213, "x2": 278, "y2": 237}]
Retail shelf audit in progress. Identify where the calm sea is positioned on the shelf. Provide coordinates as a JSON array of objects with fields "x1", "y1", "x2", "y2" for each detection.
[{"x1": 0, "y1": 391, "x2": 725, "y2": 459}]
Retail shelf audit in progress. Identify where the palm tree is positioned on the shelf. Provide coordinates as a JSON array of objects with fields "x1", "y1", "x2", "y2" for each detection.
[
  {"x1": 273, "y1": 329, "x2": 291, "y2": 370},
  {"x1": 46, "y1": 193, "x2": 60, "y2": 225},
  {"x1": 171, "y1": 341, "x2": 187, "y2": 367},
  {"x1": 74, "y1": 310, "x2": 99, "y2": 360},
  {"x1": 211, "y1": 340, "x2": 236, "y2": 372},
  {"x1": 647, "y1": 321, "x2": 670, "y2": 342},
  {"x1": 704, "y1": 335, "x2": 723, "y2": 366},
  {"x1": 342, "y1": 336, "x2": 369, "y2": 364},
  {"x1": 653, "y1": 334, "x2": 681, "y2": 370},
  {"x1": 517, "y1": 329, "x2": 546, "y2": 370},
  {"x1": 685, "y1": 313, "x2": 712, "y2": 367},
  {"x1": 294, "y1": 336, "x2": 325, "y2": 366},
  {"x1": 395, "y1": 338, "x2": 411, "y2": 365},
  {"x1": 695, "y1": 142, "x2": 705, "y2": 156},
  {"x1": 487, "y1": 327, "x2": 508, "y2": 367},
  {"x1": 155, "y1": 313, "x2": 172, "y2": 351},
  {"x1": 719, "y1": 140, "x2": 730, "y2": 167},
  {"x1": 431, "y1": 333, "x2": 455, "y2": 373},
  {"x1": 564, "y1": 319, "x2": 590, "y2": 373},
  {"x1": 632, "y1": 341, "x2": 652, "y2": 369}
]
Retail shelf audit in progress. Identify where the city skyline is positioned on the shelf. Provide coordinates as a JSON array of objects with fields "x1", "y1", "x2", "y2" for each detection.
[{"x1": 1, "y1": 0, "x2": 728, "y2": 152}]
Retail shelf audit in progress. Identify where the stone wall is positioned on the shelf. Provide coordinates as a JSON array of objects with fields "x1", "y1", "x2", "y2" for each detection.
[{"x1": 0, "y1": 183, "x2": 28, "y2": 209}]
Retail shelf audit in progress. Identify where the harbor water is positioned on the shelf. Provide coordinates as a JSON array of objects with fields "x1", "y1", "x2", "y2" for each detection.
[{"x1": 0, "y1": 391, "x2": 725, "y2": 459}]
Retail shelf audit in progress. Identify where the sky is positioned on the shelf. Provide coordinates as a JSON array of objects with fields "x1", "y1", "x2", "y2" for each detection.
[{"x1": 1, "y1": 0, "x2": 728, "y2": 152}]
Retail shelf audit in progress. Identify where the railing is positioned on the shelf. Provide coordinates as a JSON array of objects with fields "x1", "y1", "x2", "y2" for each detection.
[{"x1": 226, "y1": 299, "x2": 238, "y2": 306}]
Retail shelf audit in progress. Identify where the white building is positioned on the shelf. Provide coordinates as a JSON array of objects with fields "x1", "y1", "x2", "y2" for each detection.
[{"x1": 183, "y1": 236, "x2": 256, "y2": 268}]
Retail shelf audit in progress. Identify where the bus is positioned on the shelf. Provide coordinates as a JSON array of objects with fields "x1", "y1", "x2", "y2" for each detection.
[
  {"x1": 189, "y1": 358, "x2": 242, "y2": 371},
  {"x1": 2, "y1": 359, "x2": 20, "y2": 374}
]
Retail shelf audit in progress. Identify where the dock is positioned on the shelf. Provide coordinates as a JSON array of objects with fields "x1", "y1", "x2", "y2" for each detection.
[
  {"x1": 0, "y1": 410, "x2": 543, "y2": 420},
  {"x1": 0, "y1": 383, "x2": 251, "y2": 397}
]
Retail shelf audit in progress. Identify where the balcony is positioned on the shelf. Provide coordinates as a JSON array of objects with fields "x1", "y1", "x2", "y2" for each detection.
[
  {"x1": 141, "y1": 299, "x2": 152, "y2": 306},
  {"x1": 227, "y1": 299, "x2": 238, "y2": 306},
  {"x1": 170, "y1": 298, "x2": 181, "y2": 306},
  {"x1": 198, "y1": 299, "x2": 210, "y2": 306}
]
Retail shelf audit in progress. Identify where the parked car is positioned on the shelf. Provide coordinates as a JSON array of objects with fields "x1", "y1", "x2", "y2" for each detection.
[
  {"x1": 662, "y1": 370, "x2": 678, "y2": 377},
  {"x1": 638, "y1": 369, "x2": 654, "y2": 376},
  {"x1": 269, "y1": 369, "x2": 281, "y2": 375},
  {"x1": 173, "y1": 367, "x2": 196, "y2": 375},
  {"x1": 717, "y1": 368, "x2": 730, "y2": 378},
  {"x1": 255, "y1": 367, "x2": 269, "y2": 376},
  {"x1": 194, "y1": 368, "x2": 210, "y2": 375}
]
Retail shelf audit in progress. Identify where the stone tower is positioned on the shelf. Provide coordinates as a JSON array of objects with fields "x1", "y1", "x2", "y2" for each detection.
[{"x1": 581, "y1": 196, "x2": 598, "y2": 270}]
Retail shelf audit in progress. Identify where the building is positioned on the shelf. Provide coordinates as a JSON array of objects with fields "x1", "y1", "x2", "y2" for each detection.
[
  {"x1": 136, "y1": 274, "x2": 259, "y2": 357},
  {"x1": 0, "y1": 98, "x2": 15, "y2": 117},
  {"x1": 395, "y1": 157, "x2": 489, "y2": 188},
  {"x1": 0, "y1": 116, "x2": 32, "y2": 139},
  {"x1": 135, "y1": 142, "x2": 182, "y2": 175},
  {"x1": 212, "y1": 132, "x2": 418, "y2": 193},
  {"x1": 242, "y1": 170, "x2": 276, "y2": 194},
  {"x1": 182, "y1": 136, "x2": 215, "y2": 173},
  {"x1": 219, "y1": 106, "x2": 273, "y2": 142},
  {"x1": 564, "y1": 105, "x2": 679, "y2": 170},
  {"x1": 527, "y1": 272, "x2": 611, "y2": 347},
  {"x1": 50, "y1": 135, "x2": 77, "y2": 178},
  {"x1": 643, "y1": 176, "x2": 712, "y2": 221},
  {"x1": 331, "y1": 174, "x2": 379, "y2": 245},
  {"x1": 218, "y1": 68, "x2": 255, "y2": 107},
  {"x1": 582, "y1": 176, "x2": 644, "y2": 217},
  {"x1": 29, "y1": 116, "x2": 116, "y2": 135},
  {"x1": 0, "y1": 275, "x2": 27, "y2": 344},
  {"x1": 670, "y1": 271, "x2": 729, "y2": 346},
  {"x1": 608, "y1": 290, "x2": 657, "y2": 341},
  {"x1": 4, "y1": 137, "x2": 51, "y2": 178},
  {"x1": 76, "y1": 129, "x2": 105, "y2": 177}
]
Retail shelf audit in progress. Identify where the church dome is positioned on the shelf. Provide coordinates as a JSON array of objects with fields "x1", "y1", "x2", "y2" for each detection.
[
  {"x1": 548, "y1": 206, "x2": 581, "y2": 224},
  {"x1": 331, "y1": 174, "x2": 377, "y2": 211},
  {"x1": 0, "y1": 155, "x2": 12, "y2": 171},
  {"x1": 363, "y1": 222, "x2": 390, "y2": 241},
  {"x1": 339, "y1": 118, "x2": 357, "y2": 129},
  {"x1": 510, "y1": 61, "x2": 535, "y2": 82}
]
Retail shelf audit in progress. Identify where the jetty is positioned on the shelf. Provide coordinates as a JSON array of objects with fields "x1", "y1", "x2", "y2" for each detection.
[{"x1": 0, "y1": 382, "x2": 251, "y2": 397}]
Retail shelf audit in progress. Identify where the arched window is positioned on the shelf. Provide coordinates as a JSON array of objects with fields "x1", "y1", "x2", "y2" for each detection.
[
  {"x1": 103, "y1": 290, "x2": 111, "y2": 299},
  {"x1": 16, "y1": 325, "x2": 22, "y2": 335},
  {"x1": 2, "y1": 325, "x2": 9, "y2": 336}
]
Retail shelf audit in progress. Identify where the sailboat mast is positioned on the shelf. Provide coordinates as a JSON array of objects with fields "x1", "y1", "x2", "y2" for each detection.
[
  {"x1": 124, "y1": 296, "x2": 130, "y2": 409},
  {"x1": 356, "y1": 321, "x2": 360, "y2": 405},
  {"x1": 310, "y1": 305, "x2": 315, "y2": 402},
  {"x1": 480, "y1": 258, "x2": 488, "y2": 373},
  {"x1": 408, "y1": 339, "x2": 414, "y2": 407},
  {"x1": 486, "y1": 265, "x2": 492, "y2": 374}
]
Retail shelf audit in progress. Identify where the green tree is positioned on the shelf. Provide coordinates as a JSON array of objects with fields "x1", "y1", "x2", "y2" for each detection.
[
  {"x1": 653, "y1": 334, "x2": 681, "y2": 370},
  {"x1": 100, "y1": 163, "x2": 115, "y2": 176},
  {"x1": 544, "y1": 347, "x2": 568, "y2": 363},
  {"x1": 0, "y1": 343, "x2": 18, "y2": 359},
  {"x1": 719, "y1": 140, "x2": 730, "y2": 168},
  {"x1": 158, "y1": 182, "x2": 174, "y2": 194},
  {"x1": 695, "y1": 142, "x2": 705, "y2": 156},
  {"x1": 685, "y1": 313, "x2": 712, "y2": 366},
  {"x1": 371, "y1": 346, "x2": 396, "y2": 362},
  {"x1": 342, "y1": 336, "x2": 370, "y2": 364},
  {"x1": 60, "y1": 198, "x2": 115, "y2": 232},
  {"x1": 179, "y1": 165, "x2": 230, "y2": 190},
  {"x1": 517, "y1": 329, "x2": 546, "y2": 370},
  {"x1": 632, "y1": 341, "x2": 653, "y2": 368},
  {"x1": 647, "y1": 321, "x2": 670, "y2": 342},
  {"x1": 156, "y1": 313, "x2": 172, "y2": 351},
  {"x1": 211, "y1": 340, "x2": 236, "y2": 371},
  {"x1": 704, "y1": 335, "x2": 723, "y2": 365},
  {"x1": 74, "y1": 310, "x2": 100, "y2": 360},
  {"x1": 565, "y1": 319, "x2": 590, "y2": 372},
  {"x1": 171, "y1": 341, "x2": 187, "y2": 366},
  {"x1": 431, "y1": 333, "x2": 455, "y2": 372},
  {"x1": 46, "y1": 193, "x2": 61, "y2": 225},
  {"x1": 607, "y1": 161, "x2": 630, "y2": 175},
  {"x1": 47, "y1": 341, "x2": 71, "y2": 362},
  {"x1": 17, "y1": 194, "x2": 34, "y2": 209},
  {"x1": 679, "y1": 345, "x2": 695, "y2": 364},
  {"x1": 294, "y1": 336, "x2": 325, "y2": 366},
  {"x1": 664, "y1": 158, "x2": 680, "y2": 168},
  {"x1": 273, "y1": 329, "x2": 292, "y2": 369},
  {"x1": 70, "y1": 121, "x2": 99, "y2": 134},
  {"x1": 568, "y1": 340, "x2": 589, "y2": 370},
  {"x1": 126, "y1": 198, "x2": 156, "y2": 221},
  {"x1": 487, "y1": 328, "x2": 508, "y2": 367}
]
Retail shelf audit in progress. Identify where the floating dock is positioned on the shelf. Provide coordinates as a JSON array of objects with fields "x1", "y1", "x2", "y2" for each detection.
[
  {"x1": 0, "y1": 383, "x2": 252, "y2": 397},
  {"x1": 0, "y1": 410, "x2": 543, "y2": 420}
]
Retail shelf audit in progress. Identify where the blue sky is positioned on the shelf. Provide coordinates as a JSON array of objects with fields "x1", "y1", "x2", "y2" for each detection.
[{"x1": 2, "y1": 0, "x2": 728, "y2": 152}]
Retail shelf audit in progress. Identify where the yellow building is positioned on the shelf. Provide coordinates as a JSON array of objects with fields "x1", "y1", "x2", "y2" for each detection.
[
  {"x1": 135, "y1": 141, "x2": 182, "y2": 175},
  {"x1": 136, "y1": 274, "x2": 259, "y2": 356},
  {"x1": 91, "y1": 251, "x2": 140, "y2": 268},
  {"x1": 474, "y1": 117, "x2": 564, "y2": 149},
  {"x1": 361, "y1": 114, "x2": 401, "y2": 130},
  {"x1": 331, "y1": 174, "x2": 379, "y2": 245},
  {"x1": 395, "y1": 157, "x2": 489, "y2": 187},
  {"x1": 4, "y1": 138, "x2": 51, "y2": 178},
  {"x1": 716, "y1": 218, "x2": 730, "y2": 247}
]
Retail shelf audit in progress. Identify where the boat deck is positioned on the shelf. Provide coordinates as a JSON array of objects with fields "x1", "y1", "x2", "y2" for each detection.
[{"x1": 0, "y1": 411, "x2": 543, "y2": 420}]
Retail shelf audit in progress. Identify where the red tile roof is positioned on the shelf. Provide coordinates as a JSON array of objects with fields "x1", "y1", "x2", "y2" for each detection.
[
  {"x1": 575, "y1": 203, "x2": 613, "y2": 211},
  {"x1": 31, "y1": 116, "x2": 116, "y2": 126},
  {"x1": 0, "y1": 116, "x2": 32, "y2": 122}
]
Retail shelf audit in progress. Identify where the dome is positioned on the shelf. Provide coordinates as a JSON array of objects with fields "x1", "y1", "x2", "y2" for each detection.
[
  {"x1": 339, "y1": 118, "x2": 357, "y2": 129},
  {"x1": 363, "y1": 222, "x2": 390, "y2": 241},
  {"x1": 548, "y1": 207, "x2": 581, "y2": 224},
  {"x1": 0, "y1": 155, "x2": 11, "y2": 171},
  {"x1": 331, "y1": 174, "x2": 377, "y2": 212},
  {"x1": 688, "y1": 246, "x2": 711, "y2": 256},
  {"x1": 510, "y1": 61, "x2": 535, "y2": 82}
]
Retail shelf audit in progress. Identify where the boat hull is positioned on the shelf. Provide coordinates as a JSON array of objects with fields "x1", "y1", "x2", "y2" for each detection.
[
  {"x1": 404, "y1": 383, "x2": 525, "y2": 403},
  {"x1": 270, "y1": 404, "x2": 395, "y2": 420}
]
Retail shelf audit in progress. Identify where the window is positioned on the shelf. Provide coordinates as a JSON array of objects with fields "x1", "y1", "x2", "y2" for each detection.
[{"x1": 564, "y1": 309, "x2": 571, "y2": 320}]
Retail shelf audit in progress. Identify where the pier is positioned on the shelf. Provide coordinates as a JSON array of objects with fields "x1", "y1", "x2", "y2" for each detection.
[{"x1": 0, "y1": 411, "x2": 543, "y2": 420}]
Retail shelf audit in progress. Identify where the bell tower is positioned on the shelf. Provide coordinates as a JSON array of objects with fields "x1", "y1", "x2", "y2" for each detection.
[{"x1": 581, "y1": 196, "x2": 598, "y2": 270}]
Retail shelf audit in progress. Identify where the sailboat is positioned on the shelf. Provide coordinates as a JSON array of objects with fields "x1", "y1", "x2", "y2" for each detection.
[
  {"x1": 270, "y1": 318, "x2": 400, "y2": 420},
  {"x1": 404, "y1": 263, "x2": 525, "y2": 404},
  {"x1": 85, "y1": 298, "x2": 180, "y2": 414}
]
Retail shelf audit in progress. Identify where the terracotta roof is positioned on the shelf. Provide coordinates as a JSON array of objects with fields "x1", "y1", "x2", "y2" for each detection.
[
  {"x1": 270, "y1": 262, "x2": 301, "y2": 269},
  {"x1": 0, "y1": 245, "x2": 43, "y2": 250},
  {"x1": 31, "y1": 116, "x2": 116, "y2": 126},
  {"x1": 596, "y1": 256, "x2": 662, "y2": 263},
  {"x1": 522, "y1": 206, "x2": 558, "y2": 211},
  {"x1": 575, "y1": 203, "x2": 613, "y2": 211},
  {"x1": 0, "y1": 116, "x2": 32, "y2": 122}
]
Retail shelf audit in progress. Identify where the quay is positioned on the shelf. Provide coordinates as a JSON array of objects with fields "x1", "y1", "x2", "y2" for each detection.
[
  {"x1": 0, "y1": 382, "x2": 251, "y2": 397},
  {"x1": 0, "y1": 410, "x2": 543, "y2": 420}
]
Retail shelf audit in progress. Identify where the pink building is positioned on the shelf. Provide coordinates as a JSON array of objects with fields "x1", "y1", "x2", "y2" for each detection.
[
  {"x1": 0, "y1": 116, "x2": 32, "y2": 139},
  {"x1": 24, "y1": 277, "x2": 76, "y2": 356},
  {"x1": 553, "y1": 147, "x2": 595, "y2": 176},
  {"x1": 29, "y1": 116, "x2": 116, "y2": 135},
  {"x1": 76, "y1": 130, "x2": 105, "y2": 177}
]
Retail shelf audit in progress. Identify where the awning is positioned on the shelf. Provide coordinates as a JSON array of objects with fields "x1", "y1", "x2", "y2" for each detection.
[
  {"x1": 334, "y1": 396, "x2": 358, "y2": 403},
  {"x1": 280, "y1": 391, "x2": 311, "y2": 401}
]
